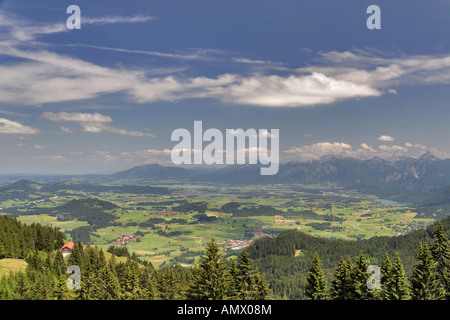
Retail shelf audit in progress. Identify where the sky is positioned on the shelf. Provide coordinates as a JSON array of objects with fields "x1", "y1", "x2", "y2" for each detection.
[{"x1": 0, "y1": 0, "x2": 449, "y2": 174}]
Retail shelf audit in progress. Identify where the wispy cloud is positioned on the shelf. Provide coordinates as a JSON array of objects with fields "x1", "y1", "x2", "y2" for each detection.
[
  {"x1": 2, "y1": 8, "x2": 450, "y2": 109},
  {"x1": 42, "y1": 111, "x2": 113, "y2": 123},
  {"x1": 300, "y1": 50, "x2": 450, "y2": 89},
  {"x1": 0, "y1": 118, "x2": 40, "y2": 134},
  {"x1": 7, "y1": 14, "x2": 155, "y2": 41},
  {"x1": 41, "y1": 111, "x2": 154, "y2": 137}
]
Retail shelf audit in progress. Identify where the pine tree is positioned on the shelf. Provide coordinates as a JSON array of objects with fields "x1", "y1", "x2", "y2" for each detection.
[
  {"x1": 227, "y1": 249, "x2": 270, "y2": 300},
  {"x1": 252, "y1": 267, "x2": 270, "y2": 300},
  {"x1": 431, "y1": 221, "x2": 450, "y2": 298},
  {"x1": 305, "y1": 252, "x2": 329, "y2": 300},
  {"x1": 380, "y1": 253, "x2": 392, "y2": 300},
  {"x1": 236, "y1": 250, "x2": 255, "y2": 299},
  {"x1": 389, "y1": 253, "x2": 410, "y2": 300},
  {"x1": 410, "y1": 243, "x2": 445, "y2": 300},
  {"x1": 158, "y1": 267, "x2": 184, "y2": 300},
  {"x1": 187, "y1": 238, "x2": 229, "y2": 300},
  {"x1": 227, "y1": 259, "x2": 240, "y2": 299},
  {"x1": 352, "y1": 252, "x2": 373, "y2": 300},
  {"x1": 331, "y1": 256, "x2": 354, "y2": 300}
]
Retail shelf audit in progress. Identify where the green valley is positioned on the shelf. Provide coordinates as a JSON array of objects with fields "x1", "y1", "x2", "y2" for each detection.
[{"x1": 0, "y1": 180, "x2": 435, "y2": 268}]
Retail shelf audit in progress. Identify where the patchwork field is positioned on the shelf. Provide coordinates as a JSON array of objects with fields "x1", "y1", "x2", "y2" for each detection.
[{"x1": 1, "y1": 183, "x2": 434, "y2": 268}]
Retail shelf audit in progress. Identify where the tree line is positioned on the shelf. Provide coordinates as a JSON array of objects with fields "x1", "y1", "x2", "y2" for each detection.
[
  {"x1": 306, "y1": 222, "x2": 450, "y2": 300},
  {"x1": 247, "y1": 215, "x2": 450, "y2": 299}
]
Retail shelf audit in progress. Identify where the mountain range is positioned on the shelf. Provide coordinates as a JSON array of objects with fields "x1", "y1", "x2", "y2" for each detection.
[
  {"x1": 94, "y1": 151, "x2": 450, "y2": 201},
  {"x1": 2, "y1": 152, "x2": 450, "y2": 204}
]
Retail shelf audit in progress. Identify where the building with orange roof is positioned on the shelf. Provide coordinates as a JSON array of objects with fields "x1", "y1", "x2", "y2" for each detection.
[{"x1": 60, "y1": 241, "x2": 75, "y2": 258}]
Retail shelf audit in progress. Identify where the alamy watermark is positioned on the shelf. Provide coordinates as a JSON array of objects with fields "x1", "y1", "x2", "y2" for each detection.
[
  {"x1": 66, "y1": 265, "x2": 81, "y2": 290},
  {"x1": 366, "y1": 265, "x2": 381, "y2": 290},
  {"x1": 170, "y1": 121, "x2": 279, "y2": 175}
]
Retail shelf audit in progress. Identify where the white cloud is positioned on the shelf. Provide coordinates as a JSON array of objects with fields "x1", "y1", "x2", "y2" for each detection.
[
  {"x1": 80, "y1": 122, "x2": 155, "y2": 137},
  {"x1": 42, "y1": 112, "x2": 113, "y2": 123},
  {"x1": 9, "y1": 15, "x2": 154, "y2": 41},
  {"x1": 0, "y1": 118, "x2": 40, "y2": 134},
  {"x1": 59, "y1": 126, "x2": 74, "y2": 133},
  {"x1": 300, "y1": 50, "x2": 450, "y2": 89},
  {"x1": 216, "y1": 73, "x2": 381, "y2": 107},
  {"x1": 405, "y1": 142, "x2": 427, "y2": 149},
  {"x1": 2, "y1": 14, "x2": 450, "y2": 109},
  {"x1": 282, "y1": 139, "x2": 441, "y2": 162},
  {"x1": 0, "y1": 45, "x2": 380, "y2": 107},
  {"x1": 379, "y1": 144, "x2": 407, "y2": 152},
  {"x1": 377, "y1": 135, "x2": 395, "y2": 142},
  {"x1": 283, "y1": 142, "x2": 353, "y2": 160},
  {"x1": 361, "y1": 143, "x2": 376, "y2": 152},
  {"x1": 41, "y1": 111, "x2": 154, "y2": 137}
]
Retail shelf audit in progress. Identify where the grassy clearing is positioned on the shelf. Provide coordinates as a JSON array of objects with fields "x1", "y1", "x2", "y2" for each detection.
[{"x1": 0, "y1": 259, "x2": 28, "y2": 277}]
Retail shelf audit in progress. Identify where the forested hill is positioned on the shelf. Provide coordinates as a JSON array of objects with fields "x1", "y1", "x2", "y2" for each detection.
[
  {"x1": 247, "y1": 215, "x2": 450, "y2": 299},
  {"x1": 0, "y1": 216, "x2": 269, "y2": 300},
  {"x1": 0, "y1": 215, "x2": 66, "y2": 259}
]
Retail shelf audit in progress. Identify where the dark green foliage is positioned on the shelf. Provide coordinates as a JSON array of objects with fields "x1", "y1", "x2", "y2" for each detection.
[
  {"x1": 0, "y1": 217, "x2": 268, "y2": 300},
  {"x1": 305, "y1": 253, "x2": 328, "y2": 300},
  {"x1": 331, "y1": 257, "x2": 354, "y2": 300},
  {"x1": 384, "y1": 253, "x2": 410, "y2": 300},
  {"x1": 187, "y1": 238, "x2": 229, "y2": 300},
  {"x1": 172, "y1": 201, "x2": 207, "y2": 213},
  {"x1": 0, "y1": 216, "x2": 65, "y2": 259},
  {"x1": 250, "y1": 215, "x2": 450, "y2": 299},
  {"x1": 410, "y1": 243, "x2": 446, "y2": 300},
  {"x1": 430, "y1": 222, "x2": 450, "y2": 298},
  {"x1": 186, "y1": 239, "x2": 269, "y2": 300}
]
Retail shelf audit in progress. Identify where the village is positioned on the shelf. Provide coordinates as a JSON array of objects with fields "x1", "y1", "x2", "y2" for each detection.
[
  {"x1": 224, "y1": 228, "x2": 275, "y2": 251},
  {"x1": 111, "y1": 234, "x2": 142, "y2": 246},
  {"x1": 146, "y1": 210, "x2": 188, "y2": 217}
]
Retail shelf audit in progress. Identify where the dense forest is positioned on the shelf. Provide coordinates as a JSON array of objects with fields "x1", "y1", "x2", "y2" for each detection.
[
  {"x1": 0, "y1": 216, "x2": 268, "y2": 300},
  {"x1": 305, "y1": 222, "x2": 450, "y2": 300},
  {"x1": 247, "y1": 216, "x2": 450, "y2": 299}
]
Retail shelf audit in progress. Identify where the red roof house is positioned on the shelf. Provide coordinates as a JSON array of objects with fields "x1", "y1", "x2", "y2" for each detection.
[{"x1": 60, "y1": 241, "x2": 75, "y2": 258}]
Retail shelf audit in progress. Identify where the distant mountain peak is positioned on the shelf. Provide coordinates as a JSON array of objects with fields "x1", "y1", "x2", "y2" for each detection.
[{"x1": 418, "y1": 151, "x2": 439, "y2": 161}]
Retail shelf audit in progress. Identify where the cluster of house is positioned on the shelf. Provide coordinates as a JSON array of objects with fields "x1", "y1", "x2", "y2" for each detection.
[
  {"x1": 223, "y1": 239, "x2": 253, "y2": 251},
  {"x1": 242, "y1": 228, "x2": 269, "y2": 238},
  {"x1": 399, "y1": 220, "x2": 433, "y2": 231},
  {"x1": 146, "y1": 210, "x2": 187, "y2": 217},
  {"x1": 111, "y1": 234, "x2": 142, "y2": 246}
]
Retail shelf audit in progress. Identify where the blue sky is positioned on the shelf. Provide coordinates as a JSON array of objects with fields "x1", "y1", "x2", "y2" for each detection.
[{"x1": 0, "y1": 0, "x2": 449, "y2": 174}]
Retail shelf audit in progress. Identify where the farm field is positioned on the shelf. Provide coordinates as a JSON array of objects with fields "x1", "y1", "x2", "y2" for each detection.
[{"x1": 1, "y1": 183, "x2": 434, "y2": 268}]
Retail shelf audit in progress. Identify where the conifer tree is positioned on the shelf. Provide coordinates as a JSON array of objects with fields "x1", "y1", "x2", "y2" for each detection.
[
  {"x1": 352, "y1": 252, "x2": 373, "y2": 300},
  {"x1": 187, "y1": 238, "x2": 229, "y2": 300},
  {"x1": 431, "y1": 221, "x2": 450, "y2": 298},
  {"x1": 389, "y1": 253, "x2": 410, "y2": 300},
  {"x1": 331, "y1": 256, "x2": 354, "y2": 300},
  {"x1": 236, "y1": 250, "x2": 255, "y2": 299},
  {"x1": 227, "y1": 259, "x2": 240, "y2": 299},
  {"x1": 253, "y1": 267, "x2": 270, "y2": 300},
  {"x1": 305, "y1": 252, "x2": 329, "y2": 300},
  {"x1": 410, "y1": 243, "x2": 445, "y2": 300},
  {"x1": 158, "y1": 267, "x2": 184, "y2": 300}
]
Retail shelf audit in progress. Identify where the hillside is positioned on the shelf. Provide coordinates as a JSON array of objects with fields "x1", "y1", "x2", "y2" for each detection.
[
  {"x1": 419, "y1": 185, "x2": 450, "y2": 207},
  {"x1": 247, "y1": 215, "x2": 450, "y2": 299}
]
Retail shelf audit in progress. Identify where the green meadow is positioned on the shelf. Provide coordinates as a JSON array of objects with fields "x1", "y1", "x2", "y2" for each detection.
[{"x1": 4, "y1": 184, "x2": 434, "y2": 268}]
